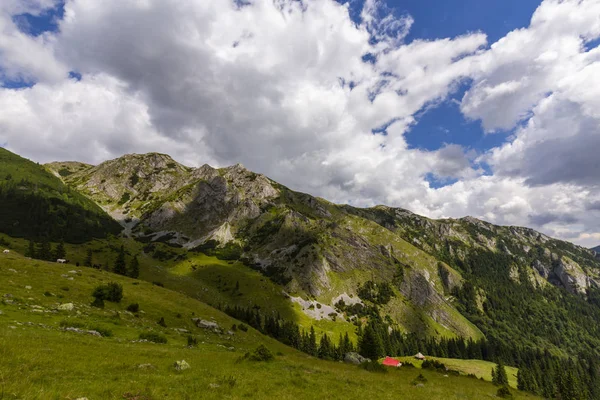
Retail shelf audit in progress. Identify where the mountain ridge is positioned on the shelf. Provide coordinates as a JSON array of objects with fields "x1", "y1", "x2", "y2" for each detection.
[{"x1": 39, "y1": 151, "x2": 600, "y2": 350}]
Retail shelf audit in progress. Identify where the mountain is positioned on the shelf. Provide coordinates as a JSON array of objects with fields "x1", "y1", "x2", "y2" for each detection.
[
  {"x1": 591, "y1": 245, "x2": 600, "y2": 253},
  {"x1": 2, "y1": 148, "x2": 599, "y2": 398},
  {"x1": 48, "y1": 152, "x2": 600, "y2": 354},
  {"x1": 0, "y1": 148, "x2": 121, "y2": 243}
]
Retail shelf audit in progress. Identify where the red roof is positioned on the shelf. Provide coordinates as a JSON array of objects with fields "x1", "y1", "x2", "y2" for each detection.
[{"x1": 382, "y1": 356, "x2": 401, "y2": 367}]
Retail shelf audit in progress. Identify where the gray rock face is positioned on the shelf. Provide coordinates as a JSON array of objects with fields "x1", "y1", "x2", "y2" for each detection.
[
  {"x1": 554, "y1": 257, "x2": 588, "y2": 295},
  {"x1": 532, "y1": 260, "x2": 551, "y2": 279},
  {"x1": 344, "y1": 352, "x2": 370, "y2": 365}
]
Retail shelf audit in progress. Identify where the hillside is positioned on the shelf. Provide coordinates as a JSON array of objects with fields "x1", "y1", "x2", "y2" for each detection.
[
  {"x1": 0, "y1": 251, "x2": 537, "y2": 399},
  {"x1": 0, "y1": 149, "x2": 597, "y2": 397},
  {"x1": 0, "y1": 148, "x2": 121, "y2": 243},
  {"x1": 52, "y1": 153, "x2": 600, "y2": 352}
]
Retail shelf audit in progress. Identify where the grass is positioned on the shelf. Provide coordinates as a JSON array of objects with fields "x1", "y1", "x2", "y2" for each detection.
[
  {"x1": 0, "y1": 251, "x2": 541, "y2": 399},
  {"x1": 396, "y1": 356, "x2": 520, "y2": 389}
]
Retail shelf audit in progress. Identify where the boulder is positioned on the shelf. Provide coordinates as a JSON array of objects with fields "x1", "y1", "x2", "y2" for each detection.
[
  {"x1": 344, "y1": 352, "x2": 370, "y2": 365},
  {"x1": 58, "y1": 303, "x2": 74, "y2": 311},
  {"x1": 174, "y1": 360, "x2": 191, "y2": 371},
  {"x1": 192, "y1": 318, "x2": 220, "y2": 331}
]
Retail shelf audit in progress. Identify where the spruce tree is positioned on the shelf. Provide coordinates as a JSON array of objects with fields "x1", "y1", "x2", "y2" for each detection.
[
  {"x1": 493, "y1": 363, "x2": 509, "y2": 386},
  {"x1": 53, "y1": 240, "x2": 66, "y2": 260},
  {"x1": 25, "y1": 240, "x2": 36, "y2": 258},
  {"x1": 113, "y1": 245, "x2": 127, "y2": 276},
  {"x1": 37, "y1": 240, "x2": 52, "y2": 261},
  {"x1": 128, "y1": 255, "x2": 140, "y2": 278},
  {"x1": 359, "y1": 324, "x2": 384, "y2": 360},
  {"x1": 85, "y1": 249, "x2": 93, "y2": 267},
  {"x1": 307, "y1": 326, "x2": 318, "y2": 356},
  {"x1": 318, "y1": 333, "x2": 332, "y2": 359}
]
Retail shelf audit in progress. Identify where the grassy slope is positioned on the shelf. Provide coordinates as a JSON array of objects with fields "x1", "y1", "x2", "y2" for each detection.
[
  {"x1": 0, "y1": 233, "x2": 357, "y2": 341},
  {"x1": 396, "y1": 356, "x2": 520, "y2": 389},
  {"x1": 0, "y1": 252, "x2": 539, "y2": 400},
  {"x1": 0, "y1": 148, "x2": 121, "y2": 242}
]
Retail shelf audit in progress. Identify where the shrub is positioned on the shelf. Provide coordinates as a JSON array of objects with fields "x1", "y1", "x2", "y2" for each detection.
[
  {"x1": 359, "y1": 361, "x2": 387, "y2": 373},
  {"x1": 126, "y1": 303, "x2": 140, "y2": 313},
  {"x1": 231, "y1": 324, "x2": 238, "y2": 331},
  {"x1": 91, "y1": 297, "x2": 105, "y2": 308},
  {"x1": 59, "y1": 320, "x2": 85, "y2": 329},
  {"x1": 497, "y1": 386, "x2": 512, "y2": 398},
  {"x1": 238, "y1": 324, "x2": 248, "y2": 332},
  {"x1": 422, "y1": 359, "x2": 447, "y2": 371},
  {"x1": 218, "y1": 375, "x2": 237, "y2": 388},
  {"x1": 92, "y1": 282, "x2": 123, "y2": 303},
  {"x1": 157, "y1": 317, "x2": 167, "y2": 327},
  {"x1": 43, "y1": 291, "x2": 53, "y2": 297},
  {"x1": 152, "y1": 281, "x2": 164, "y2": 287},
  {"x1": 247, "y1": 345, "x2": 274, "y2": 361},
  {"x1": 91, "y1": 326, "x2": 113, "y2": 337},
  {"x1": 412, "y1": 374, "x2": 428, "y2": 385},
  {"x1": 139, "y1": 332, "x2": 168, "y2": 344},
  {"x1": 187, "y1": 335, "x2": 198, "y2": 347}
]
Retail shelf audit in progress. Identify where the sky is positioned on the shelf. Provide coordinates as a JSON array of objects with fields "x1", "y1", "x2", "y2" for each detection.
[{"x1": 1, "y1": 0, "x2": 600, "y2": 247}]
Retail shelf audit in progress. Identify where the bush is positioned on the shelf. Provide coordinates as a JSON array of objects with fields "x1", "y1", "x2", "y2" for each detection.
[
  {"x1": 126, "y1": 303, "x2": 140, "y2": 313},
  {"x1": 92, "y1": 282, "x2": 123, "y2": 303},
  {"x1": 247, "y1": 345, "x2": 274, "y2": 361},
  {"x1": 91, "y1": 326, "x2": 113, "y2": 337},
  {"x1": 139, "y1": 332, "x2": 168, "y2": 344},
  {"x1": 91, "y1": 297, "x2": 105, "y2": 308},
  {"x1": 157, "y1": 317, "x2": 167, "y2": 327},
  {"x1": 412, "y1": 374, "x2": 428, "y2": 385},
  {"x1": 152, "y1": 281, "x2": 164, "y2": 287},
  {"x1": 359, "y1": 361, "x2": 388, "y2": 373},
  {"x1": 497, "y1": 386, "x2": 512, "y2": 398},
  {"x1": 59, "y1": 320, "x2": 85, "y2": 329},
  {"x1": 187, "y1": 335, "x2": 198, "y2": 347},
  {"x1": 238, "y1": 324, "x2": 248, "y2": 332},
  {"x1": 422, "y1": 359, "x2": 447, "y2": 371}
]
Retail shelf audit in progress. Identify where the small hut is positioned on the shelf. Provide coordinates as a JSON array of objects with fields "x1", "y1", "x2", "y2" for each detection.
[
  {"x1": 414, "y1": 352, "x2": 426, "y2": 360},
  {"x1": 382, "y1": 357, "x2": 402, "y2": 367}
]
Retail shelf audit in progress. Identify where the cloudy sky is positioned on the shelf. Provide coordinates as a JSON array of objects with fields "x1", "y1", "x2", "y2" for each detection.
[{"x1": 1, "y1": 0, "x2": 600, "y2": 247}]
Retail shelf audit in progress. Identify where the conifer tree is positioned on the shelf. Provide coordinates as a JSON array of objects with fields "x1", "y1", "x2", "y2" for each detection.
[
  {"x1": 85, "y1": 249, "x2": 93, "y2": 267},
  {"x1": 318, "y1": 333, "x2": 332, "y2": 360},
  {"x1": 53, "y1": 240, "x2": 66, "y2": 260},
  {"x1": 25, "y1": 240, "x2": 35, "y2": 258},
  {"x1": 493, "y1": 363, "x2": 509, "y2": 386},
  {"x1": 113, "y1": 245, "x2": 127, "y2": 276},
  {"x1": 359, "y1": 323, "x2": 384, "y2": 360},
  {"x1": 307, "y1": 326, "x2": 318, "y2": 356},
  {"x1": 128, "y1": 255, "x2": 140, "y2": 278}
]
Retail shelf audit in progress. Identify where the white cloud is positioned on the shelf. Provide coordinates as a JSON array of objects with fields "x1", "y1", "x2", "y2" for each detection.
[{"x1": 1, "y1": 0, "x2": 600, "y2": 247}]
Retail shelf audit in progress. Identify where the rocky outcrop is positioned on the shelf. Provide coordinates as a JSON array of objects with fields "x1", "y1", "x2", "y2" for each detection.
[
  {"x1": 344, "y1": 352, "x2": 370, "y2": 365},
  {"x1": 554, "y1": 257, "x2": 588, "y2": 295}
]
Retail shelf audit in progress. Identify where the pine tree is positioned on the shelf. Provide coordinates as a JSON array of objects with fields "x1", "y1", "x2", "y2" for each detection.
[
  {"x1": 493, "y1": 362, "x2": 509, "y2": 386},
  {"x1": 318, "y1": 333, "x2": 332, "y2": 359},
  {"x1": 359, "y1": 324, "x2": 384, "y2": 360},
  {"x1": 85, "y1": 249, "x2": 93, "y2": 267},
  {"x1": 37, "y1": 240, "x2": 52, "y2": 261},
  {"x1": 113, "y1": 245, "x2": 127, "y2": 276},
  {"x1": 307, "y1": 326, "x2": 318, "y2": 356},
  {"x1": 53, "y1": 240, "x2": 66, "y2": 260},
  {"x1": 25, "y1": 240, "x2": 36, "y2": 258},
  {"x1": 128, "y1": 255, "x2": 140, "y2": 278}
]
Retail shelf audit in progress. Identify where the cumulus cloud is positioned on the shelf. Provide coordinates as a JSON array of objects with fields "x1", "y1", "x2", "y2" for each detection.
[{"x1": 0, "y1": 0, "x2": 600, "y2": 247}]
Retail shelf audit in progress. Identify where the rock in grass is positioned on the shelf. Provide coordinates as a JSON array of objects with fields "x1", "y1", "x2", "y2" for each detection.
[
  {"x1": 174, "y1": 360, "x2": 191, "y2": 371},
  {"x1": 344, "y1": 352, "x2": 370, "y2": 365},
  {"x1": 192, "y1": 318, "x2": 220, "y2": 331},
  {"x1": 58, "y1": 303, "x2": 74, "y2": 311},
  {"x1": 137, "y1": 363, "x2": 155, "y2": 370}
]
